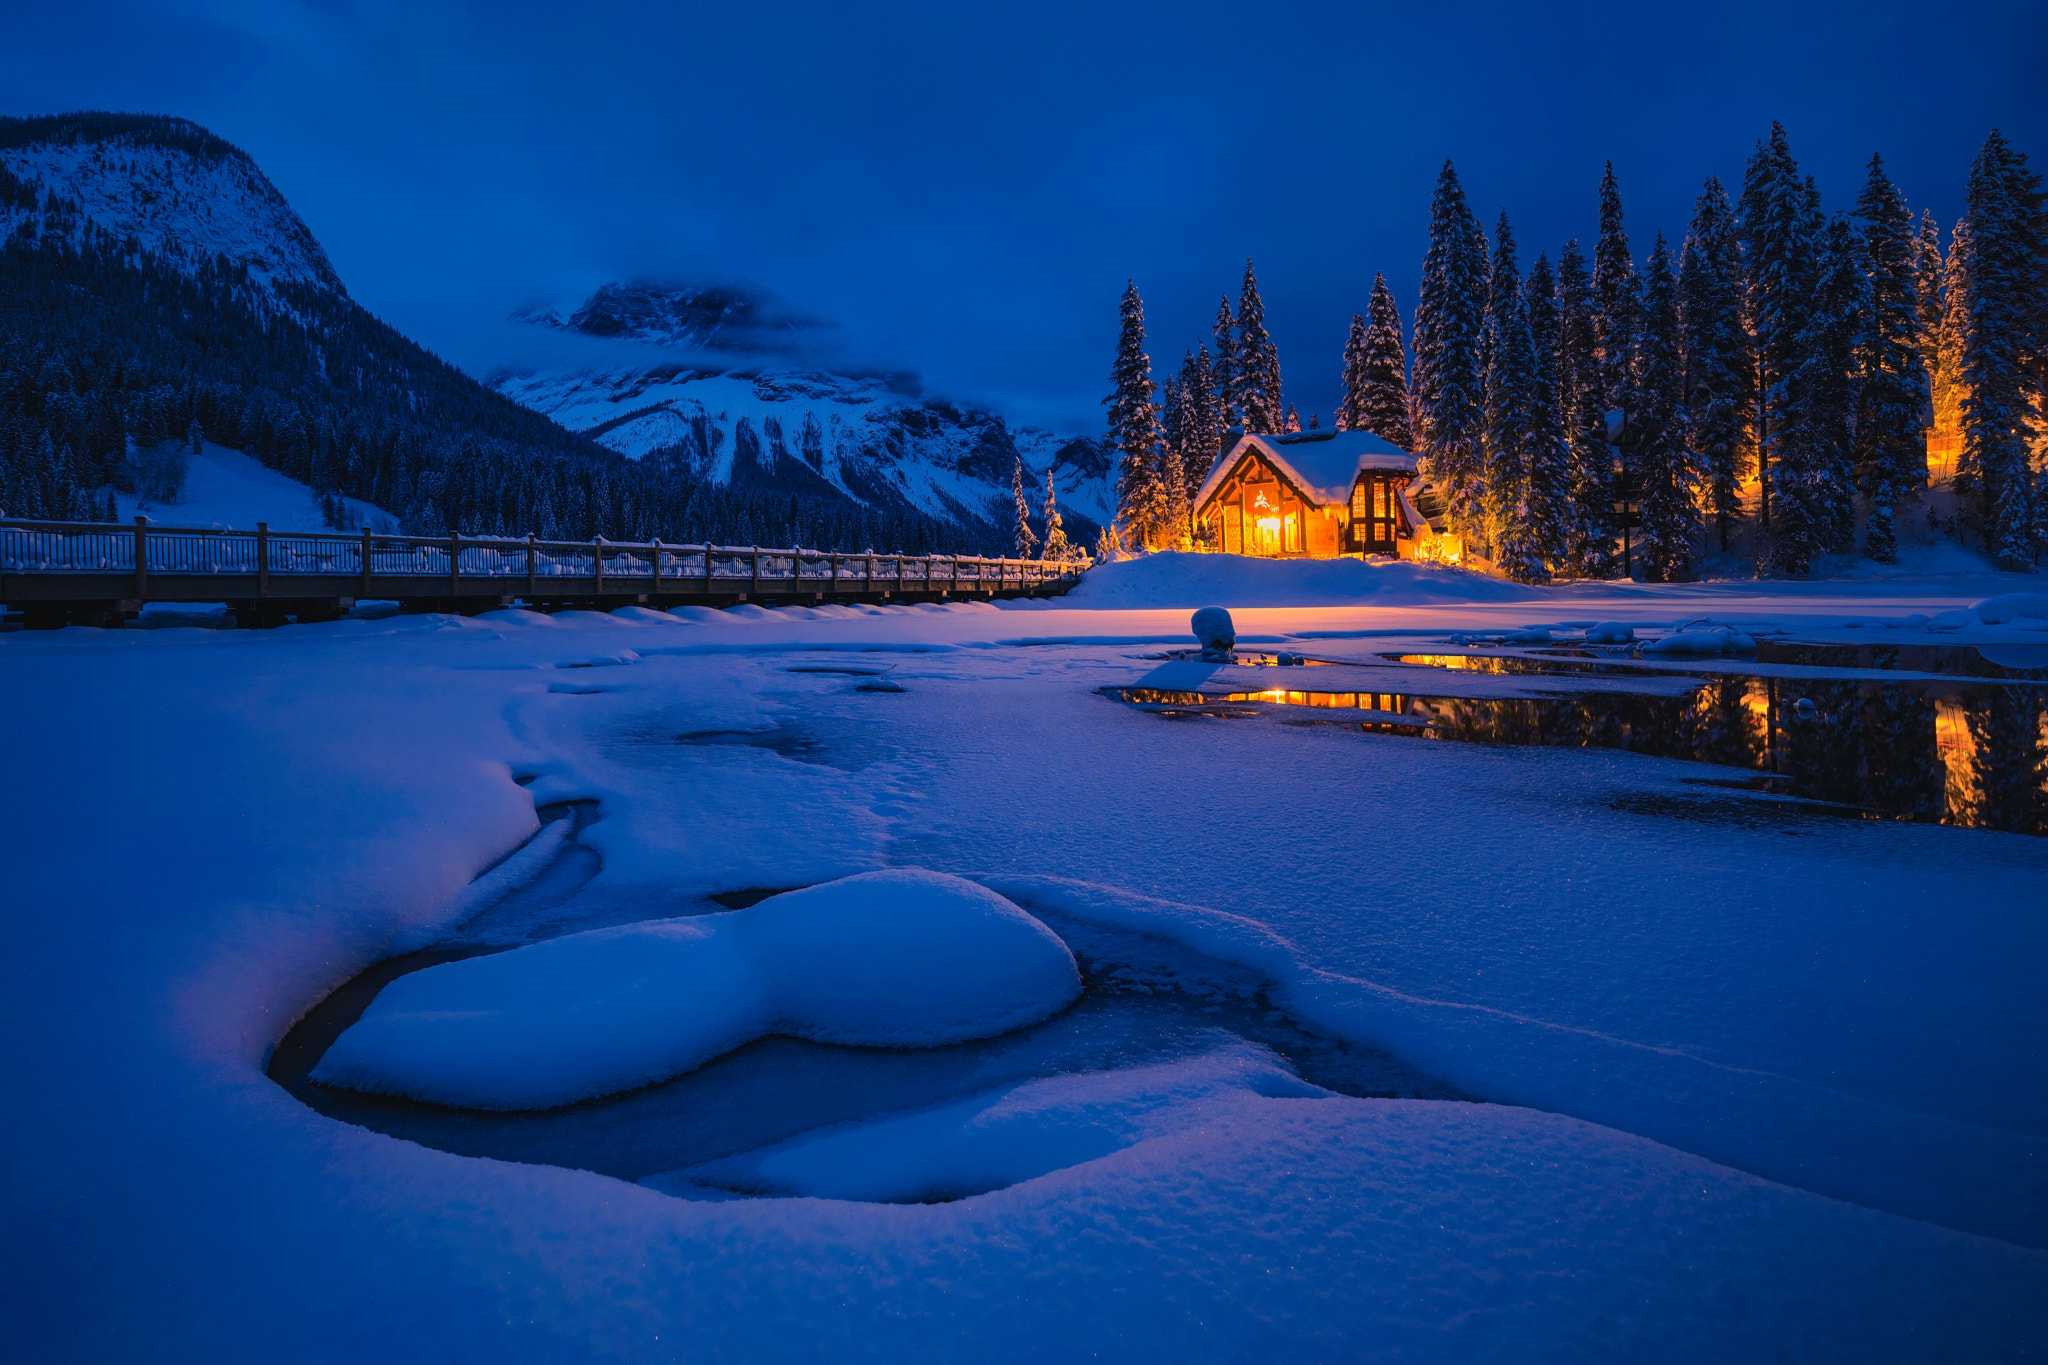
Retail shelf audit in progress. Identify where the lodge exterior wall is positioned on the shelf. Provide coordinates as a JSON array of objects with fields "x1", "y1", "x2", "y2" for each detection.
[{"x1": 1195, "y1": 448, "x2": 1416, "y2": 560}]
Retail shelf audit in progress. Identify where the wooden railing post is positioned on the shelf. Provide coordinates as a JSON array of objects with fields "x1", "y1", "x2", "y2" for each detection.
[
  {"x1": 448, "y1": 531, "x2": 461, "y2": 598},
  {"x1": 593, "y1": 536, "x2": 604, "y2": 597},
  {"x1": 525, "y1": 533, "x2": 537, "y2": 601},
  {"x1": 132, "y1": 517, "x2": 147, "y2": 601},
  {"x1": 750, "y1": 546, "x2": 760, "y2": 598},
  {"x1": 703, "y1": 542, "x2": 713, "y2": 592},
  {"x1": 651, "y1": 537, "x2": 662, "y2": 592},
  {"x1": 865, "y1": 552, "x2": 875, "y2": 593},
  {"x1": 360, "y1": 526, "x2": 373, "y2": 599},
  {"x1": 256, "y1": 522, "x2": 269, "y2": 596}
]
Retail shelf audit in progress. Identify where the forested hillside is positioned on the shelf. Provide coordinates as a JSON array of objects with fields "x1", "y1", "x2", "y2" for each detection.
[{"x1": 0, "y1": 112, "x2": 1003, "y2": 553}]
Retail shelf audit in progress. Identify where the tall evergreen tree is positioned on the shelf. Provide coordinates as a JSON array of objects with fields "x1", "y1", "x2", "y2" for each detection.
[
  {"x1": 1593, "y1": 161, "x2": 1640, "y2": 414},
  {"x1": 1739, "y1": 121, "x2": 1819, "y2": 558},
  {"x1": 1357, "y1": 272, "x2": 1412, "y2": 448},
  {"x1": 1522, "y1": 251, "x2": 1573, "y2": 572},
  {"x1": 1556, "y1": 239, "x2": 1616, "y2": 574},
  {"x1": 1336, "y1": 312, "x2": 1370, "y2": 431},
  {"x1": 1235, "y1": 261, "x2": 1285, "y2": 433},
  {"x1": 1481, "y1": 213, "x2": 1548, "y2": 582},
  {"x1": 1011, "y1": 455, "x2": 1038, "y2": 558},
  {"x1": 1776, "y1": 215, "x2": 1866, "y2": 572},
  {"x1": 1939, "y1": 218, "x2": 1973, "y2": 477},
  {"x1": 1178, "y1": 346, "x2": 1223, "y2": 493},
  {"x1": 1631, "y1": 234, "x2": 1700, "y2": 580},
  {"x1": 1211, "y1": 296, "x2": 1242, "y2": 430},
  {"x1": 1105, "y1": 280, "x2": 1166, "y2": 545},
  {"x1": 1411, "y1": 160, "x2": 1489, "y2": 542},
  {"x1": 1913, "y1": 211, "x2": 1953, "y2": 434},
  {"x1": 1955, "y1": 129, "x2": 2047, "y2": 567},
  {"x1": 1853, "y1": 153, "x2": 1934, "y2": 563},
  {"x1": 1041, "y1": 466, "x2": 1072, "y2": 561},
  {"x1": 1678, "y1": 175, "x2": 1751, "y2": 554}
]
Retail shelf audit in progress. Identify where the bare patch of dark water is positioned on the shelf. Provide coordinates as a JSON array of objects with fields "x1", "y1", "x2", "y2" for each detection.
[{"x1": 1105, "y1": 663, "x2": 2048, "y2": 836}]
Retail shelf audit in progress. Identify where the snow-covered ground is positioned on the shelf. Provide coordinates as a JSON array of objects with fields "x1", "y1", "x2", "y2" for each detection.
[
  {"x1": 3, "y1": 561, "x2": 2044, "y2": 1360},
  {"x1": 115, "y1": 441, "x2": 398, "y2": 533}
]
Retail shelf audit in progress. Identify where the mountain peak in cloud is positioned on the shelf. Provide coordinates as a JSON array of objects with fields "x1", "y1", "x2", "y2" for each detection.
[{"x1": 512, "y1": 280, "x2": 832, "y2": 355}]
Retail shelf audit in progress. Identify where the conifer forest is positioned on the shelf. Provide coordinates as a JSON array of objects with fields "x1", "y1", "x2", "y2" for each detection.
[{"x1": 1110, "y1": 124, "x2": 2046, "y2": 580}]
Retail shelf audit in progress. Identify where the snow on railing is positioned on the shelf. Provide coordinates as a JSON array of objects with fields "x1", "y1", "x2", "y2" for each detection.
[{"x1": 0, "y1": 518, "x2": 1086, "y2": 591}]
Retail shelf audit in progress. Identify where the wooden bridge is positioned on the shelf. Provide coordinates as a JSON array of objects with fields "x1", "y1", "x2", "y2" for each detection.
[{"x1": 0, "y1": 518, "x2": 1089, "y2": 628}]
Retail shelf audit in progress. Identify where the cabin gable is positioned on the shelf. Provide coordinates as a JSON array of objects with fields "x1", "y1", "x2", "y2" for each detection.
[{"x1": 1195, "y1": 434, "x2": 1421, "y2": 560}]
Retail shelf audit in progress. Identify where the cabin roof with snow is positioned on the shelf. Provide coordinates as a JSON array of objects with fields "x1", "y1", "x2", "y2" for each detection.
[{"x1": 1194, "y1": 430, "x2": 1419, "y2": 511}]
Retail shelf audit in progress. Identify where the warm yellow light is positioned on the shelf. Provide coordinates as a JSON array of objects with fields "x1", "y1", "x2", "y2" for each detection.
[{"x1": 1256, "y1": 517, "x2": 1282, "y2": 534}]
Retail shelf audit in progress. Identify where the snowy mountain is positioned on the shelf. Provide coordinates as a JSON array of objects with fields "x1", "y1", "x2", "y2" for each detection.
[
  {"x1": 491, "y1": 283, "x2": 1114, "y2": 543},
  {"x1": 0, "y1": 112, "x2": 340, "y2": 294}
]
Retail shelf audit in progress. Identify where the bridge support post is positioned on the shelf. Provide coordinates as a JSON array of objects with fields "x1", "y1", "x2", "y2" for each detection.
[{"x1": 133, "y1": 518, "x2": 147, "y2": 603}]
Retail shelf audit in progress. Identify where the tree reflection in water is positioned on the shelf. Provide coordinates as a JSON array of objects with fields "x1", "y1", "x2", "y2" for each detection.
[{"x1": 1419, "y1": 680, "x2": 2044, "y2": 835}]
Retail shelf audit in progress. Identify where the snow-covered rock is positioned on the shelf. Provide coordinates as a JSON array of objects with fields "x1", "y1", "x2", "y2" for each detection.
[{"x1": 313, "y1": 869, "x2": 1082, "y2": 1110}]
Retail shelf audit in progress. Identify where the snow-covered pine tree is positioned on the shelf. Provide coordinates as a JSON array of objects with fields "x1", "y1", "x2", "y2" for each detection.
[
  {"x1": 1179, "y1": 346, "x2": 1223, "y2": 497},
  {"x1": 1236, "y1": 261, "x2": 1285, "y2": 434},
  {"x1": 1211, "y1": 296, "x2": 1242, "y2": 431},
  {"x1": 1523, "y1": 251, "x2": 1573, "y2": 572},
  {"x1": 1556, "y1": 239, "x2": 1616, "y2": 574},
  {"x1": 1955, "y1": 129, "x2": 2046, "y2": 568},
  {"x1": 1411, "y1": 160, "x2": 1488, "y2": 543},
  {"x1": 1631, "y1": 234, "x2": 1700, "y2": 580},
  {"x1": 1739, "y1": 121, "x2": 1819, "y2": 559},
  {"x1": 1160, "y1": 369, "x2": 1186, "y2": 469},
  {"x1": 1678, "y1": 175, "x2": 1752, "y2": 554},
  {"x1": 1011, "y1": 455, "x2": 1038, "y2": 558},
  {"x1": 1593, "y1": 162, "x2": 1640, "y2": 415},
  {"x1": 1939, "y1": 218, "x2": 1973, "y2": 491},
  {"x1": 1105, "y1": 280, "x2": 1166, "y2": 547},
  {"x1": 1481, "y1": 212, "x2": 1548, "y2": 582},
  {"x1": 1913, "y1": 212, "x2": 1952, "y2": 432},
  {"x1": 1359, "y1": 272, "x2": 1412, "y2": 449},
  {"x1": 1159, "y1": 436, "x2": 1191, "y2": 548},
  {"x1": 1852, "y1": 153, "x2": 1933, "y2": 564},
  {"x1": 1336, "y1": 313, "x2": 1370, "y2": 431},
  {"x1": 1776, "y1": 215, "x2": 1866, "y2": 573},
  {"x1": 1041, "y1": 466, "x2": 1072, "y2": 561},
  {"x1": 1282, "y1": 402, "x2": 1301, "y2": 433}
]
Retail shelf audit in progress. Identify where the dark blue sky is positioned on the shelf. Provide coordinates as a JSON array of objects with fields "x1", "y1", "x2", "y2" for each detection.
[{"x1": 6, "y1": 0, "x2": 2044, "y2": 431}]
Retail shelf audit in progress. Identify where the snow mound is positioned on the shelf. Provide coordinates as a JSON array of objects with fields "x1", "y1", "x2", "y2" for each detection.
[
  {"x1": 1585, "y1": 622, "x2": 1634, "y2": 643},
  {"x1": 1644, "y1": 625, "x2": 1757, "y2": 655},
  {"x1": 312, "y1": 869, "x2": 1082, "y2": 1110},
  {"x1": 1064, "y1": 551, "x2": 1537, "y2": 609},
  {"x1": 653, "y1": 1044, "x2": 1329, "y2": 1203},
  {"x1": 1973, "y1": 593, "x2": 2048, "y2": 626}
]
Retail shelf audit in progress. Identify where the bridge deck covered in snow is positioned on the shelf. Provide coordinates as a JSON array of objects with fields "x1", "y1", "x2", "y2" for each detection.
[{"x1": 0, "y1": 518, "x2": 1085, "y2": 627}]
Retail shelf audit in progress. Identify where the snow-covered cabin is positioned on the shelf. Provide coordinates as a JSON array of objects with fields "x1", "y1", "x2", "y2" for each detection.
[{"x1": 1193, "y1": 430, "x2": 1430, "y2": 559}]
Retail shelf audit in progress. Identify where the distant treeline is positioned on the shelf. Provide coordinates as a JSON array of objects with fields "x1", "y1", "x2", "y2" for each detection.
[{"x1": 0, "y1": 144, "x2": 1006, "y2": 555}]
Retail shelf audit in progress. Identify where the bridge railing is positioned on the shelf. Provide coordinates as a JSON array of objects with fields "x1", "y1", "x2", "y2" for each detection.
[{"x1": 0, "y1": 518, "x2": 1090, "y2": 593}]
